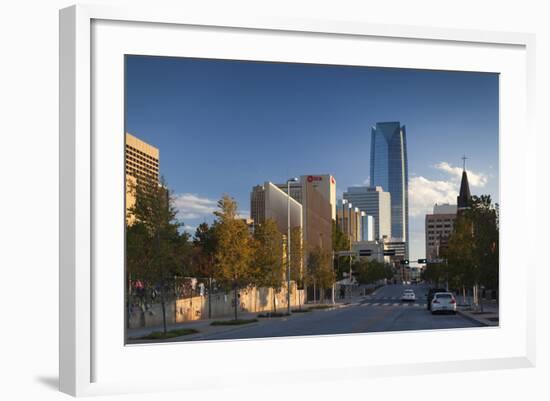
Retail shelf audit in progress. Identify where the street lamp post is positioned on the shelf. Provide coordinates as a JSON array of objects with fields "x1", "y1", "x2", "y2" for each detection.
[{"x1": 287, "y1": 177, "x2": 298, "y2": 314}]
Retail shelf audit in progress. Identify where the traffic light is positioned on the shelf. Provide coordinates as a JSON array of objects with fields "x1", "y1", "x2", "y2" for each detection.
[
  {"x1": 417, "y1": 258, "x2": 427, "y2": 264},
  {"x1": 358, "y1": 249, "x2": 372, "y2": 257},
  {"x1": 399, "y1": 259, "x2": 409, "y2": 265}
]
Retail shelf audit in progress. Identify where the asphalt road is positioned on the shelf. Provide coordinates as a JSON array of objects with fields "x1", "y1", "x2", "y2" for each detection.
[{"x1": 179, "y1": 284, "x2": 483, "y2": 342}]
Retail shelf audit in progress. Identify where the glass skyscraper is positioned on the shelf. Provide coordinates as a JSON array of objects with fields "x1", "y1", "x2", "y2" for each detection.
[{"x1": 370, "y1": 122, "x2": 409, "y2": 256}]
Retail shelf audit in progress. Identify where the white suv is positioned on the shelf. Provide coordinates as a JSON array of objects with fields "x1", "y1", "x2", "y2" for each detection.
[{"x1": 430, "y1": 292, "x2": 457, "y2": 314}]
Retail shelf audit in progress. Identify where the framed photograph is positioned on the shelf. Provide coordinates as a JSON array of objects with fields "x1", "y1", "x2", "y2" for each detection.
[{"x1": 59, "y1": 4, "x2": 536, "y2": 397}]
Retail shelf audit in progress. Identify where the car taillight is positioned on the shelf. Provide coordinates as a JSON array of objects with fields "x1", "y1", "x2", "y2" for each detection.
[
  {"x1": 450, "y1": 299, "x2": 456, "y2": 304},
  {"x1": 432, "y1": 300, "x2": 439, "y2": 304}
]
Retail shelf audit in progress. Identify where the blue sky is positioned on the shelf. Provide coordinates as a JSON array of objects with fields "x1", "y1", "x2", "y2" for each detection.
[{"x1": 125, "y1": 55, "x2": 499, "y2": 261}]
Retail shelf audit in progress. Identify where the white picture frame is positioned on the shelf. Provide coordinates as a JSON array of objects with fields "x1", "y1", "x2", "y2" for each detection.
[{"x1": 59, "y1": 4, "x2": 536, "y2": 397}]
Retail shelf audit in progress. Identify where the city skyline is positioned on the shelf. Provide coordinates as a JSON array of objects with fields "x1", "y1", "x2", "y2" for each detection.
[{"x1": 125, "y1": 55, "x2": 499, "y2": 261}]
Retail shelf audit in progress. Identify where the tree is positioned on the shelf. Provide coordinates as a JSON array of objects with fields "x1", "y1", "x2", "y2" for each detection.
[
  {"x1": 354, "y1": 259, "x2": 393, "y2": 285},
  {"x1": 289, "y1": 226, "x2": 305, "y2": 308},
  {"x1": 446, "y1": 195, "x2": 499, "y2": 308},
  {"x1": 332, "y1": 221, "x2": 351, "y2": 279},
  {"x1": 253, "y1": 218, "x2": 284, "y2": 312},
  {"x1": 306, "y1": 246, "x2": 334, "y2": 303},
  {"x1": 126, "y1": 177, "x2": 189, "y2": 334},
  {"x1": 191, "y1": 222, "x2": 217, "y2": 318},
  {"x1": 289, "y1": 227, "x2": 305, "y2": 285},
  {"x1": 212, "y1": 194, "x2": 254, "y2": 320}
]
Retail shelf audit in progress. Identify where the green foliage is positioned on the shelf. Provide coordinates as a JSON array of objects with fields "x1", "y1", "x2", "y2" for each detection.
[
  {"x1": 212, "y1": 194, "x2": 255, "y2": 289},
  {"x1": 306, "y1": 246, "x2": 335, "y2": 290},
  {"x1": 126, "y1": 177, "x2": 191, "y2": 285},
  {"x1": 212, "y1": 194, "x2": 255, "y2": 319},
  {"x1": 253, "y1": 218, "x2": 284, "y2": 289},
  {"x1": 137, "y1": 328, "x2": 198, "y2": 340},
  {"x1": 445, "y1": 195, "x2": 499, "y2": 289},
  {"x1": 257, "y1": 312, "x2": 290, "y2": 318},
  {"x1": 126, "y1": 177, "x2": 191, "y2": 334},
  {"x1": 332, "y1": 221, "x2": 351, "y2": 278},
  {"x1": 353, "y1": 259, "x2": 393, "y2": 285},
  {"x1": 190, "y1": 222, "x2": 217, "y2": 278},
  {"x1": 289, "y1": 226, "x2": 305, "y2": 287},
  {"x1": 253, "y1": 218, "x2": 284, "y2": 312},
  {"x1": 332, "y1": 221, "x2": 350, "y2": 252}
]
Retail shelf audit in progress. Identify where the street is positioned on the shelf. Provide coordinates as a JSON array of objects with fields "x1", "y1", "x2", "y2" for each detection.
[{"x1": 165, "y1": 284, "x2": 483, "y2": 342}]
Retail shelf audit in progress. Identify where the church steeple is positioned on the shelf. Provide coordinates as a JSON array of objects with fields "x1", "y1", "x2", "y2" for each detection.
[{"x1": 457, "y1": 156, "x2": 471, "y2": 211}]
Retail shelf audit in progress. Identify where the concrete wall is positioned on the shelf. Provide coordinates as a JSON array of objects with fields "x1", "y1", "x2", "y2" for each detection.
[{"x1": 129, "y1": 283, "x2": 305, "y2": 329}]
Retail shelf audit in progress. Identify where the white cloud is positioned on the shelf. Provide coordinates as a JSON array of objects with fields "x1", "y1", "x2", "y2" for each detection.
[
  {"x1": 181, "y1": 224, "x2": 197, "y2": 233},
  {"x1": 434, "y1": 162, "x2": 488, "y2": 187},
  {"x1": 408, "y1": 162, "x2": 488, "y2": 217},
  {"x1": 173, "y1": 193, "x2": 217, "y2": 219},
  {"x1": 237, "y1": 210, "x2": 251, "y2": 220},
  {"x1": 409, "y1": 176, "x2": 457, "y2": 217}
]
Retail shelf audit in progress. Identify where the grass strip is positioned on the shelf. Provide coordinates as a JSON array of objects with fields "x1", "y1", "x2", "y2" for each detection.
[
  {"x1": 138, "y1": 328, "x2": 199, "y2": 340},
  {"x1": 210, "y1": 318, "x2": 258, "y2": 326},
  {"x1": 308, "y1": 305, "x2": 332, "y2": 310},
  {"x1": 258, "y1": 312, "x2": 290, "y2": 318}
]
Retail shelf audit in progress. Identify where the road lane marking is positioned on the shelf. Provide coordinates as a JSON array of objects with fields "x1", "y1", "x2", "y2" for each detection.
[
  {"x1": 383, "y1": 303, "x2": 390, "y2": 306},
  {"x1": 373, "y1": 303, "x2": 380, "y2": 306}
]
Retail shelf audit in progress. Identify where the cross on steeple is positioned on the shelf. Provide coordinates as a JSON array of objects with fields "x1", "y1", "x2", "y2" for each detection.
[{"x1": 461, "y1": 155, "x2": 468, "y2": 171}]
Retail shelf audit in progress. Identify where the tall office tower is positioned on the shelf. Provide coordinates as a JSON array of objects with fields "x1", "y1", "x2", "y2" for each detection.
[
  {"x1": 250, "y1": 185, "x2": 266, "y2": 227},
  {"x1": 370, "y1": 122, "x2": 409, "y2": 256},
  {"x1": 125, "y1": 132, "x2": 160, "y2": 224},
  {"x1": 343, "y1": 186, "x2": 391, "y2": 240}
]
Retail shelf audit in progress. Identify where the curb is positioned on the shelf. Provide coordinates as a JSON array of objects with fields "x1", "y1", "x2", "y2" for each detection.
[{"x1": 456, "y1": 309, "x2": 495, "y2": 327}]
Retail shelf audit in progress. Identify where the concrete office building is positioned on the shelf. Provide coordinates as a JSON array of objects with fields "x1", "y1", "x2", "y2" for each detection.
[
  {"x1": 370, "y1": 122, "x2": 409, "y2": 255},
  {"x1": 434, "y1": 203, "x2": 457, "y2": 214},
  {"x1": 302, "y1": 177, "x2": 333, "y2": 251},
  {"x1": 343, "y1": 186, "x2": 391, "y2": 240},
  {"x1": 425, "y1": 205, "x2": 457, "y2": 261},
  {"x1": 336, "y1": 200, "x2": 361, "y2": 243},
  {"x1": 125, "y1": 132, "x2": 160, "y2": 224},
  {"x1": 352, "y1": 240, "x2": 388, "y2": 263},
  {"x1": 361, "y1": 214, "x2": 375, "y2": 242},
  {"x1": 274, "y1": 175, "x2": 334, "y2": 252},
  {"x1": 336, "y1": 200, "x2": 375, "y2": 243},
  {"x1": 250, "y1": 182, "x2": 303, "y2": 235},
  {"x1": 276, "y1": 174, "x2": 337, "y2": 220}
]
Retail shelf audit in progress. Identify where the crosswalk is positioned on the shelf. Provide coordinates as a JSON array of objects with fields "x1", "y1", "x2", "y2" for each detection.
[
  {"x1": 360, "y1": 302, "x2": 426, "y2": 308},
  {"x1": 365, "y1": 296, "x2": 424, "y2": 300}
]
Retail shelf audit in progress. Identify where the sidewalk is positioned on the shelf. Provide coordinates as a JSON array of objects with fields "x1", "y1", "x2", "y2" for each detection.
[
  {"x1": 127, "y1": 301, "x2": 349, "y2": 343},
  {"x1": 456, "y1": 298, "x2": 499, "y2": 327}
]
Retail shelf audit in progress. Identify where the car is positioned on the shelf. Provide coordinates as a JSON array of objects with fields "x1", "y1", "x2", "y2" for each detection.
[
  {"x1": 401, "y1": 289, "x2": 415, "y2": 302},
  {"x1": 430, "y1": 292, "x2": 457, "y2": 314},
  {"x1": 426, "y1": 288, "x2": 447, "y2": 310}
]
